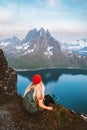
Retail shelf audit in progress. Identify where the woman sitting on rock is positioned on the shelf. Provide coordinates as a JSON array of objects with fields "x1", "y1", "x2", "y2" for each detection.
[{"x1": 23, "y1": 74, "x2": 53, "y2": 113}]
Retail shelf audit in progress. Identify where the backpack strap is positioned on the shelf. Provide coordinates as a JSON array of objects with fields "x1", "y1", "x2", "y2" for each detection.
[{"x1": 23, "y1": 89, "x2": 39, "y2": 113}]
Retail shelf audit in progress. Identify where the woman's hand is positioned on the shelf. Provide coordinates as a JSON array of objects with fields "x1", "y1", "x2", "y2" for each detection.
[
  {"x1": 47, "y1": 106, "x2": 53, "y2": 110},
  {"x1": 38, "y1": 99, "x2": 53, "y2": 111}
]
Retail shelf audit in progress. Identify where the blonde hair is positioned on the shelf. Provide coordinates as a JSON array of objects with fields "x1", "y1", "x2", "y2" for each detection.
[{"x1": 29, "y1": 82, "x2": 45, "y2": 100}]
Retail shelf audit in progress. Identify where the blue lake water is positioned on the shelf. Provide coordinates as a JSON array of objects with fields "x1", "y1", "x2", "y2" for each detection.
[{"x1": 17, "y1": 68, "x2": 87, "y2": 114}]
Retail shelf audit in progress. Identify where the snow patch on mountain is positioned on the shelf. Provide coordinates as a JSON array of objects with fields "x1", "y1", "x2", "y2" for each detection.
[
  {"x1": 22, "y1": 44, "x2": 36, "y2": 56},
  {"x1": 44, "y1": 46, "x2": 53, "y2": 58},
  {"x1": 22, "y1": 49, "x2": 34, "y2": 55},
  {"x1": 61, "y1": 38, "x2": 87, "y2": 56},
  {"x1": 16, "y1": 43, "x2": 30, "y2": 50},
  {"x1": 0, "y1": 42, "x2": 10, "y2": 46}
]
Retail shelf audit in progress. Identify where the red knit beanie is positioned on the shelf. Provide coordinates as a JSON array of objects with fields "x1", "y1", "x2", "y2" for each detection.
[{"x1": 32, "y1": 74, "x2": 42, "y2": 84}]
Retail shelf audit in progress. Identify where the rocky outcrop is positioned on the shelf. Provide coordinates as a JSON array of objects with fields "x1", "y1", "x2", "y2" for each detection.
[
  {"x1": 0, "y1": 94, "x2": 87, "y2": 130},
  {"x1": 0, "y1": 49, "x2": 17, "y2": 93}
]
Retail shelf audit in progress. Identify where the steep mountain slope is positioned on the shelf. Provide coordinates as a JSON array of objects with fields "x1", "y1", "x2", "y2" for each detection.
[{"x1": 0, "y1": 94, "x2": 87, "y2": 130}]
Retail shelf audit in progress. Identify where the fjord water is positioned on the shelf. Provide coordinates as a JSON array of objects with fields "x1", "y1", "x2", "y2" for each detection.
[{"x1": 17, "y1": 68, "x2": 87, "y2": 114}]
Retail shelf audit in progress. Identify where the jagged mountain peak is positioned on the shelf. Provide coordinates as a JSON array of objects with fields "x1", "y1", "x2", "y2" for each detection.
[
  {"x1": 0, "y1": 36, "x2": 20, "y2": 44},
  {"x1": 39, "y1": 27, "x2": 45, "y2": 32},
  {"x1": 12, "y1": 36, "x2": 20, "y2": 40},
  {"x1": 11, "y1": 36, "x2": 21, "y2": 44},
  {"x1": 1, "y1": 27, "x2": 87, "y2": 69},
  {"x1": 39, "y1": 28, "x2": 51, "y2": 38},
  {"x1": 46, "y1": 29, "x2": 51, "y2": 36},
  {"x1": 39, "y1": 27, "x2": 45, "y2": 36},
  {"x1": 21, "y1": 28, "x2": 52, "y2": 44},
  {"x1": 27, "y1": 28, "x2": 38, "y2": 36},
  {"x1": 21, "y1": 28, "x2": 38, "y2": 43}
]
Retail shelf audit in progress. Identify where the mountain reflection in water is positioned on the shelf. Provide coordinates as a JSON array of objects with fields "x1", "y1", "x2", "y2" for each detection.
[{"x1": 17, "y1": 68, "x2": 87, "y2": 114}]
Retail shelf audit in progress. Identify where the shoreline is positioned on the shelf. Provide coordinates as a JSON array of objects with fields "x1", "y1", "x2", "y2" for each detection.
[{"x1": 15, "y1": 67, "x2": 87, "y2": 72}]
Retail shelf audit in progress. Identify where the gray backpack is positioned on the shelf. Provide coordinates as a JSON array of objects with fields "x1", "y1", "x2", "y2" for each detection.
[{"x1": 23, "y1": 90, "x2": 39, "y2": 113}]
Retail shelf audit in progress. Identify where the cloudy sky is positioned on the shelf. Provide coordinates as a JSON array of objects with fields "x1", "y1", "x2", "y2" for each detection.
[{"x1": 0, "y1": 0, "x2": 87, "y2": 40}]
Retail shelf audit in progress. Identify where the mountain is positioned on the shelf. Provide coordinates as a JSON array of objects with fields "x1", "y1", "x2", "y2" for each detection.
[
  {"x1": 0, "y1": 28, "x2": 87, "y2": 69},
  {"x1": 61, "y1": 38, "x2": 87, "y2": 56},
  {"x1": 0, "y1": 36, "x2": 21, "y2": 58},
  {"x1": 79, "y1": 47, "x2": 87, "y2": 56},
  {"x1": 0, "y1": 36, "x2": 20, "y2": 45}
]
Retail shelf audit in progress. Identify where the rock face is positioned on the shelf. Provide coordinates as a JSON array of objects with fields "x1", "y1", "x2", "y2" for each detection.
[
  {"x1": 0, "y1": 94, "x2": 87, "y2": 130},
  {"x1": 0, "y1": 49, "x2": 17, "y2": 93}
]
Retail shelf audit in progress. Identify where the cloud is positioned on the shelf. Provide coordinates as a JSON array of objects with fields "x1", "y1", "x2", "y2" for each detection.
[
  {"x1": 47, "y1": 0, "x2": 61, "y2": 7},
  {"x1": 0, "y1": 1, "x2": 21, "y2": 26},
  {"x1": 0, "y1": 8, "x2": 13, "y2": 25},
  {"x1": 0, "y1": 0, "x2": 87, "y2": 40},
  {"x1": 30, "y1": 8, "x2": 37, "y2": 16}
]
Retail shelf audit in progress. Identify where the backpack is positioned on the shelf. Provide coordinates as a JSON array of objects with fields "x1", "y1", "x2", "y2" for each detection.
[{"x1": 23, "y1": 89, "x2": 39, "y2": 113}]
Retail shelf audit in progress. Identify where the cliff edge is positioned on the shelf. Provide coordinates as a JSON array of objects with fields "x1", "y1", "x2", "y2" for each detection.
[
  {"x1": 0, "y1": 49, "x2": 17, "y2": 93},
  {"x1": 0, "y1": 49, "x2": 87, "y2": 130}
]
